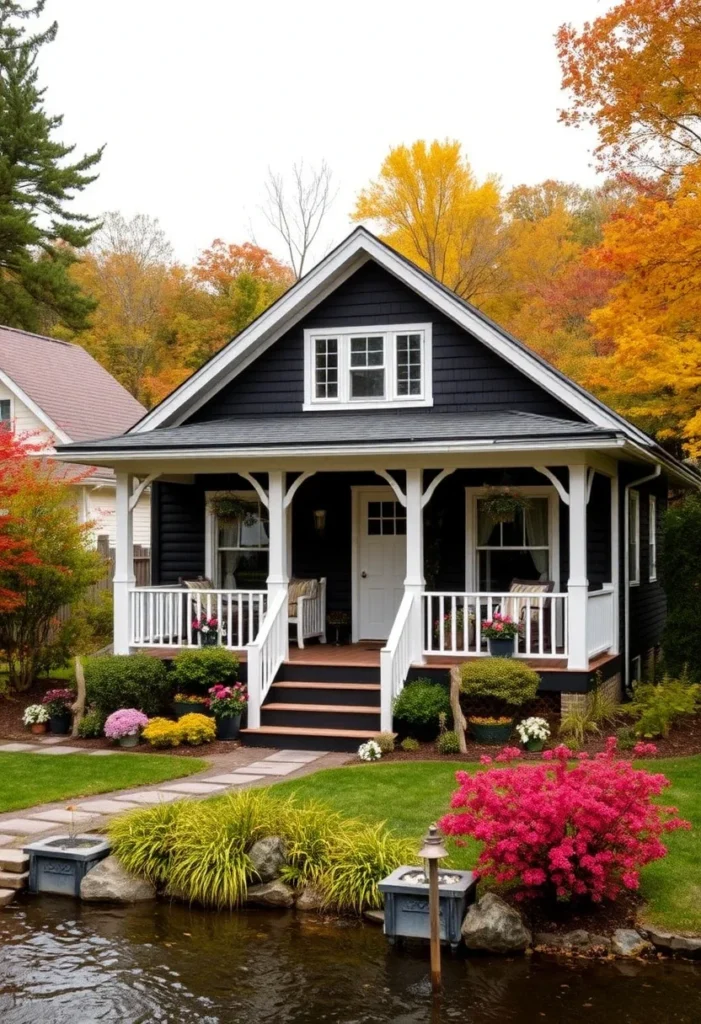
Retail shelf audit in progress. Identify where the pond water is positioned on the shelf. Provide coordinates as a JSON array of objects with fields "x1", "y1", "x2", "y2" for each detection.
[{"x1": 1, "y1": 895, "x2": 700, "y2": 1024}]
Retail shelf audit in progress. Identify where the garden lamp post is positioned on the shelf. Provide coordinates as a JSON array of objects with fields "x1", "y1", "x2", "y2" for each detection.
[{"x1": 418, "y1": 823, "x2": 448, "y2": 995}]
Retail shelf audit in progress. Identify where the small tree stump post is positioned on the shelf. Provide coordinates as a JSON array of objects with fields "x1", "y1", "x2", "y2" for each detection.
[
  {"x1": 449, "y1": 665, "x2": 468, "y2": 754},
  {"x1": 71, "y1": 656, "x2": 86, "y2": 737}
]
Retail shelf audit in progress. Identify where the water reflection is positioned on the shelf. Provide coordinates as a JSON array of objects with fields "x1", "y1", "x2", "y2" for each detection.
[{"x1": 0, "y1": 895, "x2": 699, "y2": 1023}]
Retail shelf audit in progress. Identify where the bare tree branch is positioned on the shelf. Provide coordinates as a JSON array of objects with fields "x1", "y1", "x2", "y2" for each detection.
[{"x1": 262, "y1": 161, "x2": 336, "y2": 279}]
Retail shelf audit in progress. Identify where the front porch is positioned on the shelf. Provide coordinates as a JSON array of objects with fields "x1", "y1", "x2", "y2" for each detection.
[{"x1": 113, "y1": 457, "x2": 621, "y2": 739}]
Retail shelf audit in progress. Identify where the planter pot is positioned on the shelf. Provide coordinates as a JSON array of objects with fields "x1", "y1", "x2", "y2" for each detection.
[
  {"x1": 174, "y1": 700, "x2": 213, "y2": 718},
  {"x1": 216, "y1": 714, "x2": 241, "y2": 740},
  {"x1": 470, "y1": 720, "x2": 514, "y2": 744},
  {"x1": 118, "y1": 733, "x2": 140, "y2": 748},
  {"x1": 23, "y1": 834, "x2": 111, "y2": 897},
  {"x1": 525, "y1": 738, "x2": 544, "y2": 753},
  {"x1": 49, "y1": 712, "x2": 72, "y2": 735},
  {"x1": 200, "y1": 632, "x2": 219, "y2": 647},
  {"x1": 488, "y1": 638, "x2": 515, "y2": 658},
  {"x1": 379, "y1": 866, "x2": 477, "y2": 951},
  {"x1": 30, "y1": 722, "x2": 48, "y2": 735}
]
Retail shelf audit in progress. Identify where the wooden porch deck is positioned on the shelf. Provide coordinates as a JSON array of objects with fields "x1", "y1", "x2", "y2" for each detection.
[{"x1": 138, "y1": 641, "x2": 617, "y2": 674}]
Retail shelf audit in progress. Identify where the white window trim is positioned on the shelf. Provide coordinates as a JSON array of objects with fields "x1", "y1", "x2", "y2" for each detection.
[
  {"x1": 0, "y1": 396, "x2": 12, "y2": 425},
  {"x1": 648, "y1": 494, "x2": 657, "y2": 582},
  {"x1": 465, "y1": 486, "x2": 560, "y2": 592},
  {"x1": 631, "y1": 654, "x2": 642, "y2": 683},
  {"x1": 303, "y1": 322, "x2": 433, "y2": 411},
  {"x1": 204, "y1": 490, "x2": 292, "y2": 587},
  {"x1": 628, "y1": 489, "x2": 641, "y2": 586}
]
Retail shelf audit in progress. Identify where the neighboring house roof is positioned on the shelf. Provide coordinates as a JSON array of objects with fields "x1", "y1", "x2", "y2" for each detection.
[
  {"x1": 61, "y1": 410, "x2": 616, "y2": 455},
  {"x1": 0, "y1": 325, "x2": 145, "y2": 443}
]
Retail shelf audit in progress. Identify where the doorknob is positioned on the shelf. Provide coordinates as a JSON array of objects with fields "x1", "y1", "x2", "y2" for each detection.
[{"x1": 361, "y1": 571, "x2": 367, "y2": 578}]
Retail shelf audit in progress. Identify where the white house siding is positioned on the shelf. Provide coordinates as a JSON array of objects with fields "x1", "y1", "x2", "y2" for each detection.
[
  {"x1": 85, "y1": 486, "x2": 151, "y2": 547},
  {"x1": 0, "y1": 381, "x2": 53, "y2": 442}
]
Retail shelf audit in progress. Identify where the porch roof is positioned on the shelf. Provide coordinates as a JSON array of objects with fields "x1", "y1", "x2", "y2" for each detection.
[{"x1": 57, "y1": 409, "x2": 615, "y2": 457}]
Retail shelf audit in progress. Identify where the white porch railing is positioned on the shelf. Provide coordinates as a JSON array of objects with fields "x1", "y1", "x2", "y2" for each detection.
[
  {"x1": 246, "y1": 588, "x2": 289, "y2": 729},
  {"x1": 380, "y1": 592, "x2": 415, "y2": 732},
  {"x1": 587, "y1": 584, "x2": 615, "y2": 659},
  {"x1": 129, "y1": 587, "x2": 268, "y2": 650},
  {"x1": 422, "y1": 591, "x2": 569, "y2": 659}
]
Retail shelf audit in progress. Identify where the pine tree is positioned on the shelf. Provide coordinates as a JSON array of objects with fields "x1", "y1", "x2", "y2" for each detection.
[{"x1": 0, "y1": 1, "x2": 103, "y2": 331}]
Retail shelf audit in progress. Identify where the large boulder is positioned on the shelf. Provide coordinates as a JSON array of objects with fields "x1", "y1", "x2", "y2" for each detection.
[
  {"x1": 296, "y1": 886, "x2": 324, "y2": 912},
  {"x1": 80, "y1": 856, "x2": 156, "y2": 903},
  {"x1": 246, "y1": 879, "x2": 295, "y2": 908},
  {"x1": 611, "y1": 929, "x2": 652, "y2": 957},
  {"x1": 640, "y1": 927, "x2": 701, "y2": 957},
  {"x1": 461, "y1": 893, "x2": 532, "y2": 953},
  {"x1": 249, "y1": 837, "x2": 287, "y2": 883}
]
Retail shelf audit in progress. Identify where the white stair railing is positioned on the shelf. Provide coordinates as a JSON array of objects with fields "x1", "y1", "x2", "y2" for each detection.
[
  {"x1": 587, "y1": 584, "x2": 615, "y2": 658},
  {"x1": 246, "y1": 588, "x2": 289, "y2": 729},
  {"x1": 380, "y1": 592, "x2": 416, "y2": 732}
]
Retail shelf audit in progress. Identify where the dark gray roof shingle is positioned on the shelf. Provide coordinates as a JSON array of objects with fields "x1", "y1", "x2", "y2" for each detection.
[{"x1": 59, "y1": 410, "x2": 615, "y2": 454}]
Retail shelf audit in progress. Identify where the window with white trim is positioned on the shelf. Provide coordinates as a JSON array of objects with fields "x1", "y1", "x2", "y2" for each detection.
[
  {"x1": 476, "y1": 497, "x2": 550, "y2": 591},
  {"x1": 212, "y1": 496, "x2": 269, "y2": 589},
  {"x1": 304, "y1": 324, "x2": 432, "y2": 410},
  {"x1": 0, "y1": 399, "x2": 10, "y2": 424},
  {"x1": 648, "y1": 494, "x2": 657, "y2": 581},
  {"x1": 628, "y1": 490, "x2": 640, "y2": 585}
]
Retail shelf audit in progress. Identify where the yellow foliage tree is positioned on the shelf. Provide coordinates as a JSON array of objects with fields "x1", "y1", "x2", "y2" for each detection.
[
  {"x1": 353, "y1": 139, "x2": 506, "y2": 306},
  {"x1": 586, "y1": 162, "x2": 701, "y2": 454}
]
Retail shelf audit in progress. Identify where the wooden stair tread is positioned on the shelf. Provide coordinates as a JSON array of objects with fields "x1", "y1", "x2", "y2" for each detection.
[
  {"x1": 270, "y1": 681, "x2": 381, "y2": 691},
  {"x1": 263, "y1": 702, "x2": 380, "y2": 714},
  {"x1": 241, "y1": 725, "x2": 383, "y2": 739}
]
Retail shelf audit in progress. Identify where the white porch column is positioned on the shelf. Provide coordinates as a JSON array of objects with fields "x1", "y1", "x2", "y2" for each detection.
[
  {"x1": 567, "y1": 464, "x2": 589, "y2": 669},
  {"x1": 113, "y1": 472, "x2": 135, "y2": 655},
  {"x1": 404, "y1": 468, "x2": 425, "y2": 664},
  {"x1": 610, "y1": 469, "x2": 620, "y2": 655},
  {"x1": 266, "y1": 470, "x2": 289, "y2": 597}
]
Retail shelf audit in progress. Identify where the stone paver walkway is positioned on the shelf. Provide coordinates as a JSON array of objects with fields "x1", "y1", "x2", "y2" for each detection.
[{"x1": 0, "y1": 740, "x2": 349, "y2": 852}]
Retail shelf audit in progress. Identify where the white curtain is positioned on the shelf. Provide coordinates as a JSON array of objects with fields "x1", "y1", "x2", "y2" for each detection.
[{"x1": 525, "y1": 500, "x2": 549, "y2": 579}]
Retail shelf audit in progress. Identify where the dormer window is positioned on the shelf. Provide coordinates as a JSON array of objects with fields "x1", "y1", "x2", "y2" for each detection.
[{"x1": 303, "y1": 323, "x2": 432, "y2": 410}]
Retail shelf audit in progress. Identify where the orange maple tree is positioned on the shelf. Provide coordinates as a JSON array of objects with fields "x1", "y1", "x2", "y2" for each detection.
[{"x1": 0, "y1": 426, "x2": 41, "y2": 613}]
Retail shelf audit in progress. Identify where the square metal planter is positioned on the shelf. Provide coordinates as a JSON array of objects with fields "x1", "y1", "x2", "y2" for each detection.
[
  {"x1": 379, "y1": 866, "x2": 477, "y2": 950},
  {"x1": 23, "y1": 835, "x2": 111, "y2": 897}
]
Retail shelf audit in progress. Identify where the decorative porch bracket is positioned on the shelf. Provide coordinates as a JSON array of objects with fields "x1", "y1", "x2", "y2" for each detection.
[
  {"x1": 533, "y1": 465, "x2": 597, "y2": 506},
  {"x1": 129, "y1": 472, "x2": 161, "y2": 511},
  {"x1": 374, "y1": 468, "x2": 456, "y2": 509}
]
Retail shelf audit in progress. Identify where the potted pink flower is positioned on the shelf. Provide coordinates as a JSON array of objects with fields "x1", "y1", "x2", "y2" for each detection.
[
  {"x1": 481, "y1": 612, "x2": 520, "y2": 658},
  {"x1": 42, "y1": 689, "x2": 75, "y2": 735},
  {"x1": 104, "y1": 708, "x2": 149, "y2": 748},
  {"x1": 192, "y1": 612, "x2": 219, "y2": 646},
  {"x1": 207, "y1": 683, "x2": 248, "y2": 740}
]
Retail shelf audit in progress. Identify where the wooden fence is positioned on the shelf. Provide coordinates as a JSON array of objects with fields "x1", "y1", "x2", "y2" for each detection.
[{"x1": 55, "y1": 537, "x2": 151, "y2": 626}]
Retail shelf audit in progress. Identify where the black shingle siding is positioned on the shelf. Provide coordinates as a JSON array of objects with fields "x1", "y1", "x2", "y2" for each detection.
[{"x1": 191, "y1": 262, "x2": 581, "y2": 423}]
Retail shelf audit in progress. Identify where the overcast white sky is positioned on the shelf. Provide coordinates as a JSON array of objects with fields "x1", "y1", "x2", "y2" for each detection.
[{"x1": 41, "y1": 0, "x2": 606, "y2": 265}]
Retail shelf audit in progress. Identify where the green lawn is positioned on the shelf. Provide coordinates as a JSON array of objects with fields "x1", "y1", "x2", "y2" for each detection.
[
  {"x1": 269, "y1": 756, "x2": 701, "y2": 935},
  {"x1": 0, "y1": 752, "x2": 207, "y2": 813}
]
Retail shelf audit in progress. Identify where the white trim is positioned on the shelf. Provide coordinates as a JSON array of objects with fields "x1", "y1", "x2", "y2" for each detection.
[
  {"x1": 129, "y1": 472, "x2": 160, "y2": 511},
  {"x1": 0, "y1": 367, "x2": 71, "y2": 443},
  {"x1": 610, "y1": 469, "x2": 620, "y2": 655},
  {"x1": 128, "y1": 227, "x2": 653, "y2": 443},
  {"x1": 0, "y1": 393, "x2": 13, "y2": 425},
  {"x1": 302, "y1": 323, "x2": 433, "y2": 411},
  {"x1": 631, "y1": 654, "x2": 642, "y2": 683},
  {"x1": 534, "y1": 465, "x2": 569, "y2": 505},
  {"x1": 649, "y1": 494, "x2": 658, "y2": 582},
  {"x1": 375, "y1": 469, "x2": 407, "y2": 506},
  {"x1": 284, "y1": 470, "x2": 316, "y2": 509},
  {"x1": 421, "y1": 467, "x2": 455, "y2": 508},
  {"x1": 628, "y1": 489, "x2": 641, "y2": 587},
  {"x1": 465, "y1": 485, "x2": 560, "y2": 593},
  {"x1": 238, "y1": 471, "x2": 269, "y2": 509}
]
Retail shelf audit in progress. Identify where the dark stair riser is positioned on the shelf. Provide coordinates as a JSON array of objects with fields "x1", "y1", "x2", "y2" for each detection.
[
  {"x1": 277, "y1": 663, "x2": 380, "y2": 684},
  {"x1": 262, "y1": 707, "x2": 382, "y2": 731},
  {"x1": 268, "y1": 684, "x2": 381, "y2": 707},
  {"x1": 241, "y1": 731, "x2": 364, "y2": 753}
]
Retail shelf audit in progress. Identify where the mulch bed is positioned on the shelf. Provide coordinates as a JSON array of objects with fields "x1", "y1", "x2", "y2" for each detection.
[
  {"x1": 381, "y1": 715, "x2": 701, "y2": 763},
  {"x1": 519, "y1": 889, "x2": 643, "y2": 938}
]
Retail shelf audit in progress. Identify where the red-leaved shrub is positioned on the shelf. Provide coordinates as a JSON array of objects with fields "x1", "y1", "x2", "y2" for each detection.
[{"x1": 439, "y1": 739, "x2": 690, "y2": 902}]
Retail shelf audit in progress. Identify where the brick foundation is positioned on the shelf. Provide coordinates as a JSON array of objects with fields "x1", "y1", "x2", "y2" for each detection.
[{"x1": 560, "y1": 672, "x2": 622, "y2": 719}]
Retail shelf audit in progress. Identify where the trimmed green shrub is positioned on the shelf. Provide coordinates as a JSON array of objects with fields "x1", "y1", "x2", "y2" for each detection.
[
  {"x1": 169, "y1": 648, "x2": 239, "y2": 692},
  {"x1": 625, "y1": 677, "x2": 701, "y2": 738},
  {"x1": 459, "y1": 658, "x2": 539, "y2": 707},
  {"x1": 393, "y1": 679, "x2": 451, "y2": 739},
  {"x1": 436, "y1": 730, "x2": 461, "y2": 755},
  {"x1": 400, "y1": 737, "x2": 420, "y2": 752},
  {"x1": 85, "y1": 655, "x2": 171, "y2": 716},
  {"x1": 77, "y1": 707, "x2": 105, "y2": 738},
  {"x1": 373, "y1": 731, "x2": 396, "y2": 754}
]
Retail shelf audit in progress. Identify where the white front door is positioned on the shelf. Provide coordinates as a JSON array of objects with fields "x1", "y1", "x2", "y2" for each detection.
[{"x1": 355, "y1": 488, "x2": 406, "y2": 640}]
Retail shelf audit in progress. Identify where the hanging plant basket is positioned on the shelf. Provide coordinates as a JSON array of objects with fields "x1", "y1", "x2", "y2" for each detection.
[
  {"x1": 206, "y1": 493, "x2": 259, "y2": 525},
  {"x1": 482, "y1": 486, "x2": 532, "y2": 524}
]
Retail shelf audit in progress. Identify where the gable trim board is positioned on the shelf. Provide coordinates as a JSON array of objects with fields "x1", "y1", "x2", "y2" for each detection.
[
  {"x1": 128, "y1": 228, "x2": 650, "y2": 444},
  {"x1": 0, "y1": 367, "x2": 71, "y2": 443}
]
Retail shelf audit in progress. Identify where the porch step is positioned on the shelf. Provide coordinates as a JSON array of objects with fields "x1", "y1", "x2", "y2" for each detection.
[
  {"x1": 268, "y1": 681, "x2": 381, "y2": 707},
  {"x1": 261, "y1": 702, "x2": 382, "y2": 731},
  {"x1": 278, "y1": 662, "x2": 380, "y2": 684},
  {"x1": 240, "y1": 725, "x2": 382, "y2": 753}
]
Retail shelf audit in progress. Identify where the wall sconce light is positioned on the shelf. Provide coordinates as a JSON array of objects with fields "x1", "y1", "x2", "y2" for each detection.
[{"x1": 313, "y1": 509, "x2": 327, "y2": 534}]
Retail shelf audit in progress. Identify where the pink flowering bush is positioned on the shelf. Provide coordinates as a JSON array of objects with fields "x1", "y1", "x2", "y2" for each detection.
[
  {"x1": 480, "y1": 611, "x2": 521, "y2": 641},
  {"x1": 440, "y1": 738, "x2": 690, "y2": 903},
  {"x1": 104, "y1": 708, "x2": 149, "y2": 740}
]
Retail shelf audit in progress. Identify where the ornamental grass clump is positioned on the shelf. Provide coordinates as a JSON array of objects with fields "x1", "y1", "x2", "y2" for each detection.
[
  {"x1": 439, "y1": 738, "x2": 690, "y2": 903},
  {"x1": 317, "y1": 823, "x2": 415, "y2": 914}
]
